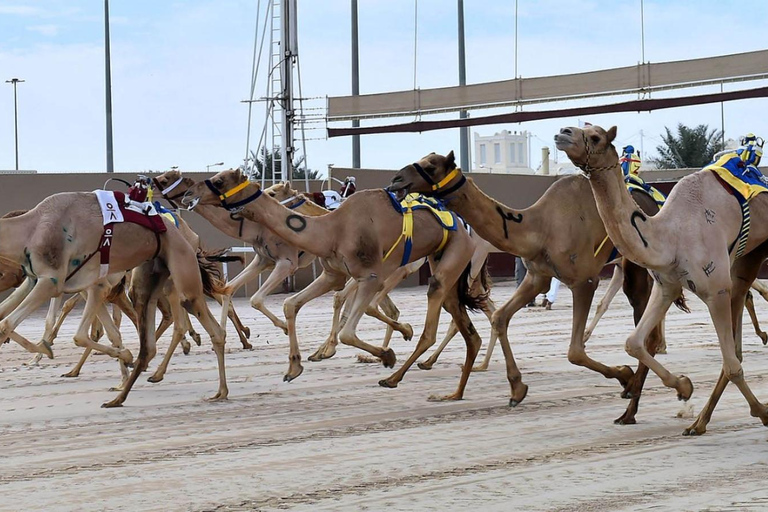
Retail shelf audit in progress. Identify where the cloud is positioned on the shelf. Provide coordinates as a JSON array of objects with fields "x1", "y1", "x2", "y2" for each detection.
[
  {"x1": 26, "y1": 24, "x2": 58, "y2": 37},
  {"x1": 0, "y1": 5, "x2": 44, "y2": 16}
]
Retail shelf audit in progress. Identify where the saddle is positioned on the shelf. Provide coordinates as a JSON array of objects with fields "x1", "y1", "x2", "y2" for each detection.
[
  {"x1": 625, "y1": 174, "x2": 666, "y2": 207},
  {"x1": 383, "y1": 192, "x2": 459, "y2": 266}
]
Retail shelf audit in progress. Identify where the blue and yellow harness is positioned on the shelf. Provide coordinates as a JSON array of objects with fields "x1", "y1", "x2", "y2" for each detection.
[
  {"x1": 383, "y1": 192, "x2": 458, "y2": 266},
  {"x1": 704, "y1": 152, "x2": 768, "y2": 258}
]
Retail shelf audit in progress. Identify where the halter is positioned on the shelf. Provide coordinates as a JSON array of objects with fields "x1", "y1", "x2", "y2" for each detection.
[
  {"x1": 411, "y1": 162, "x2": 466, "y2": 198},
  {"x1": 204, "y1": 179, "x2": 262, "y2": 212},
  {"x1": 279, "y1": 195, "x2": 307, "y2": 210},
  {"x1": 152, "y1": 176, "x2": 186, "y2": 209},
  {"x1": 577, "y1": 132, "x2": 619, "y2": 177}
]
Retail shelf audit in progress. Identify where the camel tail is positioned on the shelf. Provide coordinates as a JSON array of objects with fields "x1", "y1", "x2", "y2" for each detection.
[
  {"x1": 196, "y1": 250, "x2": 228, "y2": 297},
  {"x1": 105, "y1": 275, "x2": 128, "y2": 303},
  {"x1": 457, "y1": 261, "x2": 489, "y2": 313},
  {"x1": 202, "y1": 247, "x2": 245, "y2": 265},
  {"x1": 673, "y1": 291, "x2": 690, "y2": 313}
]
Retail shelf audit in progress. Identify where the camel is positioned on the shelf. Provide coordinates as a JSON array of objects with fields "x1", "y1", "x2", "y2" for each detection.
[
  {"x1": 0, "y1": 191, "x2": 226, "y2": 407},
  {"x1": 153, "y1": 172, "x2": 408, "y2": 358},
  {"x1": 387, "y1": 151, "x2": 670, "y2": 424},
  {"x1": 183, "y1": 168, "x2": 487, "y2": 400},
  {"x1": 263, "y1": 180, "x2": 500, "y2": 369},
  {"x1": 555, "y1": 124, "x2": 768, "y2": 434}
]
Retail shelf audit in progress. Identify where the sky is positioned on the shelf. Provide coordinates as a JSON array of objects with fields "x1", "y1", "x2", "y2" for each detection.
[{"x1": 0, "y1": 0, "x2": 766, "y2": 174}]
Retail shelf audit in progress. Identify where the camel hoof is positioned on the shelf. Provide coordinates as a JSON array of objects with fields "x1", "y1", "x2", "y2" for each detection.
[
  {"x1": 147, "y1": 373, "x2": 163, "y2": 383},
  {"x1": 508, "y1": 384, "x2": 529, "y2": 407},
  {"x1": 241, "y1": 341, "x2": 254, "y2": 350},
  {"x1": 761, "y1": 332, "x2": 768, "y2": 346},
  {"x1": 101, "y1": 399, "x2": 123, "y2": 408},
  {"x1": 427, "y1": 393, "x2": 462, "y2": 402},
  {"x1": 283, "y1": 366, "x2": 304, "y2": 382},
  {"x1": 108, "y1": 385, "x2": 126, "y2": 392},
  {"x1": 118, "y1": 349, "x2": 134, "y2": 365},
  {"x1": 61, "y1": 370, "x2": 80, "y2": 378},
  {"x1": 41, "y1": 340, "x2": 54, "y2": 359},
  {"x1": 380, "y1": 348, "x2": 396, "y2": 368},
  {"x1": 378, "y1": 378, "x2": 398, "y2": 389},
  {"x1": 191, "y1": 332, "x2": 202, "y2": 346},
  {"x1": 181, "y1": 339, "x2": 191, "y2": 355},
  {"x1": 471, "y1": 365, "x2": 489, "y2": 372},
  {"x1": 682, "y1": 426, "x2": 705, "y2": 436},
  {"x1": 308, "y1": 344, "x2": 336, "y2": 362},
  {"x1": 614, "y1": 415, "x2": 637, "y2": 425},
  {"x1": 677, "y1": 375, "x2": 694, "y2": 401},
  {"x1": 401, "y1": 323, "x2": 414, "y2": 341},
  {"x1": 621, "y1": 389, "x2": 633, "y2": 399},
  {"x1": 206, "y1": 393, "x2": 228, "y2": 402},
  {"x1": 242, "y1": 326, "x2": 251, "y2": 339},
  {"x1": 417, "y1": 361, "x2": 434, "y2": 371},
  {"x1": 615, "y1": 365, "x2": 635, "y2": 388}
]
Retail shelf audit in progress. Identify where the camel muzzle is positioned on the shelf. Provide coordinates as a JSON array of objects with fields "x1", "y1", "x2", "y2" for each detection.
[{"x1": 554, "y1": 133, "x2": 573, "y2": 151}]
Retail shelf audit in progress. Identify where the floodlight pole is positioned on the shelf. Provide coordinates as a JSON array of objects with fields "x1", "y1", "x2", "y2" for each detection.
[
  {"x1": 5, "y1": 78, "x2": 24, "y2": 171},
  {"x1": 351, "y1": 0, "x2": 361, "y2": 168},
  {"x1": 458, "y1": 0, "x2": 469, "y2": 172},
  {"x1": 104, "y1": 0, "x2": 114, "y2": 173}
]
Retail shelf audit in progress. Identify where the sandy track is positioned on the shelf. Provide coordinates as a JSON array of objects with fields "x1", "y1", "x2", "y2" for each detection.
[{"x1": 1, "y1": 280, "x2": 768, "y2": 511}]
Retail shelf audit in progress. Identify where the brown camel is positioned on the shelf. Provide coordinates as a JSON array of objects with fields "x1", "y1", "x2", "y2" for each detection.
[
  {"x1": 0, "y1": 192, "x2": 226, "y2": 407},
  {"x1": 387, "y1": 151, "x2": 667, "y2": 424},
  {"x1": 183, "y1": 168, "x2": 487, "y2": 400},
  {"x1": 555, "y1": 124, "x2": 768, "y2": 434}
]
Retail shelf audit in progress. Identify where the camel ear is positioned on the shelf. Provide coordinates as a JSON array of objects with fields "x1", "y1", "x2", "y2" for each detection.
[
  {"x1": 445, "y1": 150, "x2": 456, "y2": 169},
  {"x1": 606, "y1": 126, "x2": 618, "y2": 143},
  {"x1": 283, "y1": 180, "x2": 293, "y2": 191}
]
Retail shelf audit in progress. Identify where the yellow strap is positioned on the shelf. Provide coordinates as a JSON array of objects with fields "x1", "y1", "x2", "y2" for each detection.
[
  {"x1": 593, "y1": 235, "x2": 610, "y2": 258},
  {"x1": 436, "y1": 225, "x2": 449, "y2": 253},
  {"x1": 221, "y1": 181, "x2": 250, "y2": 200},
  {"x1": 383, "y1": 204, "x2": 414, "y2": 262},
  {"x1": 432, "y1": 168, "x2": 460, "y2": 191}
]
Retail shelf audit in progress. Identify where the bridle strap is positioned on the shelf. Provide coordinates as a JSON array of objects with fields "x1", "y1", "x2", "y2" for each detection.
[
  {"x1": 410, "y1": 162, "x2": 467, "y2": 199},
  {"x1": 204, "y1": 179, "x2": 263, "y2": 212},
  {"x1": 153, "y1": 177, "x2": 183, "y2": 209},
  {"x1": 279, "y1": 196, "x2": 307, "y2": 209},
  {"x1": 578, "y1": 132, "x2": 619, "y2": 176}
]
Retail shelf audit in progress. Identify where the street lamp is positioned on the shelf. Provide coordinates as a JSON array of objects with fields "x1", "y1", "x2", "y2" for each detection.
[
  {"x1": 206, "y1": 161, "x2": 224, "y2": 172},
  {"x1": 5, "y1": 78, "x2": 24, "y2": 171}
]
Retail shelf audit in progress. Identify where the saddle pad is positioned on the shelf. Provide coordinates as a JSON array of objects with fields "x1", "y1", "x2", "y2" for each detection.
[
  {"x1": 705, "y1": 153, "x2": 768, "y2": 202},
  {"x1": 625, "y1": 174, "x2": 666, "y2": 207},
  {"x1": 385, "y1": 191, "x2": 458, "y2": 231},
  {"x1": 93, "y1": 190, "x2": 167, "y2": 234},
  {"x1": 153, "y1": 201, "x2": 179, "y2": 227}
]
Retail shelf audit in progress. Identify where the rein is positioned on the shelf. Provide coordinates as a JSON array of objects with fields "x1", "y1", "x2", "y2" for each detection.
[
  {"x1": 411, "y1": 162, "x2": 466, "y2": 198},
  {"x1": 204, "y1": 179, "x2": 262, "y2": 212},
  {"x1": 577, "y1": 133, "x2": 620, "y2": 177},
  {"x1": 279, "y1": 195, "x2": 306, "y2": 210},
  {"x1": 153, "y1": 176, "x2": 186, "y2": 209}
]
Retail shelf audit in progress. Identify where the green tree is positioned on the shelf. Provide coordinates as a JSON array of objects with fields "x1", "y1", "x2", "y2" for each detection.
[
  {"x1": 253, "y1": 147, "x2": 320, "y2": 180},
  {"x1": 650, "y1": 123, "x2": 724, "y2": 169}
]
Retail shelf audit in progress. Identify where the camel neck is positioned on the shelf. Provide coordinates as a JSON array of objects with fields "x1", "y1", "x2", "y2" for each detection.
[
  {"x1": 440, "y1": 178, "x2": 540, "y2": 259},
  {"x1": 239, "y1": 193, "x2": 333, "y2": 258},
  {"x1": 588, "y1": 164, "x2": 664, "y2": 268}
]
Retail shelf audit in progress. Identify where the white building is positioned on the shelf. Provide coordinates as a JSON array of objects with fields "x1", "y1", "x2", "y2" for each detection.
[{"x1": 473, "y1": 130, "x2": 533, "y2": 173}]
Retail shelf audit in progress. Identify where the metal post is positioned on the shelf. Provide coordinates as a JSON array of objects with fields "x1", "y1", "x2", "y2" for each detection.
[
  {"x1": 280, "y1": 0, "x2": 296, "y2": 179},
  {"x1": 458, "y1": 0, "x2": 469, "y2": 172},
  {"x1": 5, "y1": 78, "x2": 24, "y2": 171},
  {"x1": 104, "y1": 0, "x2": 114, "y2": 172},
  {"x1": 351, "y1": 0, "x2": 361, "y2": 168}
]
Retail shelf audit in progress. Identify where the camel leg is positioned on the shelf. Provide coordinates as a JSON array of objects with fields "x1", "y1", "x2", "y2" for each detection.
[
  {"x1": 567, "y1": 279, "x2": 637, "y2": 385},
  {"x1": 377, "y1": 293, "x2": 402, "y2": 348},
  {"x1": 494, "y1": 272, "x2": 550, "y2": 406},
  {"x1": 0, "y1": 278, "x2": 61, "y2": 358},
  {"x1": 27, "y1": 295, "x2": 73, "y2": 366},
  {"x1": 154, "y1": 295, "x2": 174, "y2": 341},
  {"x1": 752, "y1": 279, "x2": 768, "y2": 302},
  {"x1": 0, "y1": 278, "x2": 34, "y2": 319},
  {"x1": 622, "y1": 282, "x2": 693, "y2": 401},
  {"x1": 62, "y1": 349, "x2": 92, "y2": 378},
  {"x1": 103, "y1": 261, "x2": 168, "y2": 408},
  {"x1": 364, "y1": 293, "x2": 413, "y2": 341},
  {"x1": 613, "y1": 261, "x2": 664, "y2": 425},
  {"x1": 111, "y1": 289, "x2": 138, "y2": 330},
  {"x1": 337, "y1": 274, "x2": 399, "y2": 366},
  {"x1": 283, "y1": 271, "x2": 346, "y2": 380},
  {"x1": 584, "y1": 265, "x2": 623, "y2": 342},
  {"x1": 418, "y1": 321, "x2": 460, "y2": 370},
  {"x1": 211, "y1": 293, "x2": 252, "y2": 349},
  {"x1": 148, "y1": 286, "x2": 189, "y2": 383},
  {"x1": 70, "y1": 286, "x2": 134, "y2": 363},
  {"x1": 307, "y1": 279, "x2": 356, "y2": 362},
  {"x1": 94, "y1": 302, "x2": 131, "y2": 390},
  {"x1": 471, "y1": 298, "x2": 498, "y2": 371},
  {"x1": 249, "y1": 259, "x2": 295, "y2": 334},
  {"x1": 745, "y1": 290, "x2": 768, "y2": 345},
  {"x1": 41, "y1": 296, "x2": 63, "y2": 345}
]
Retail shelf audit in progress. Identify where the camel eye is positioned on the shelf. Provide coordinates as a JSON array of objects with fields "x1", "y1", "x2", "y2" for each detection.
[
  {"x1": 268, "y1": 192, "x2": 276, "y2": 197},
  {"x1": 590, "y1": 135, "x2": 601, "y2": 144},
  {"x1": 425, "y1": 165, "x2": 436, "y2": 174},
  {"x1": 215, "y1": 179, "x2": 224, "y2": 187}
]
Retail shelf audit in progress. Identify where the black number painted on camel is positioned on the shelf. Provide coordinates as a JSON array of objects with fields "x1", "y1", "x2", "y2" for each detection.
[
  {"x1": 496, "y1": 206, "x2": 523, "y2": 239},
  {"x1": 630, "y1": 211, "x2": 649, "y2": 248}
]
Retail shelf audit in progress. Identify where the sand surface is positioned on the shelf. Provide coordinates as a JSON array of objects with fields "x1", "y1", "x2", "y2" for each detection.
[{"x1": 2, "y1": 280, "x2": 768, "y2": 511}]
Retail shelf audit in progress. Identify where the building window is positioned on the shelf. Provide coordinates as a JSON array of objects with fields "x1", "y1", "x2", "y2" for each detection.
[
  {"x1": 509, "y1": 143, "x2": 516, "y2": 164},
  {"x1": 480, "y1": 144, "x2": 487, "y2": 165},
  {"x1": 494, "y1": 143, "x2": 501, "y2": 164},
  {"x1": 518, "y1": 142, "x2": 524, "y2": 164}
]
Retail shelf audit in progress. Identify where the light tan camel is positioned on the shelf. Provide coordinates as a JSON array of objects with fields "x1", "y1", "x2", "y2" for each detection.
[
  {"x1": 154, "y1": 173, "x2": 407, "y2": 358},
  {"x1": 183, "y1": 169, "x2": 487, "y2": 400},
  {"x1": 0, "y1": 192, "x2": 226, "y2": 407},
  {"x1": 387, "y1": 152, "x2": 670, "y2": 424},
  {"x1": 555, "y1": 124, "x2": 768, "y2": 434}
]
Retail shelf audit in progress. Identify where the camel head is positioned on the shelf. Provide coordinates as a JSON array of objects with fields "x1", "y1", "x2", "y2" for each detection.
[
  {"x1": 182, "y1": 168, "x2": 261, "y2": 212},
  {"x1": 152, "y1": 168, "x2": 190, "y2": 204},
  {"x1": 387, "y1": 150, "x2": 461, "y2": 200},
  {"x1": 263, "y1": 181, "x2": 297, "y2": 202},
  {"x1": 0, "y1": 259, "x2": 25, "y2": 291},
  {"x1": 554, "y1": 125, "x2": 619, "y2": 176}
]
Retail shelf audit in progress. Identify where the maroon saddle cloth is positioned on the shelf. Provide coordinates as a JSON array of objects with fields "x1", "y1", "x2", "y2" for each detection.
[{"x1": 112, "y1": 191, "x2": 167, "y2": 234}]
